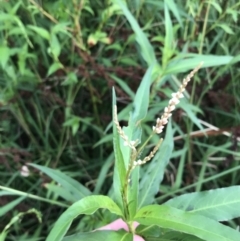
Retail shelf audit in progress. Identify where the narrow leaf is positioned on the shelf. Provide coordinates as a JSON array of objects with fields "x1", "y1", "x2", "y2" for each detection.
[
  {"x1": 162, "y1": 1, "x2": 174, "y2": 69},
  {"x1": 115, "y1": 0, "x2": 157, "y2": 66},
  {"x1": 46, "y1": 195, "x2": 123, "y2": 241},
  {"x1": 131, "y1": 66, "x2": 153, "y2": 125},
  {"x1": 63, "y1": 230, "x2": 133, "y2": 241},
  {"x1": 160, "y1": 231, "x2": 204, "y2": 241},
  {"x1": 135, "y1": 205, "x2": 240, "y2": 241},
  {"x1": 0, "y1": 46, "x2": 10, "y2": 68},
  {"x1": 112, "y1": 88, "x2": 126, "y2": 209},
  {"x1": 27, "y1": 25, "x2": 50, "y2": 40},
  {"x1": 216, "y1": 24, "x2": 234, "y2": 34},
  {"x1": 0, "y1": 197, "x2": 25, "y2": 217},
  {"x1": 138, "y1": 120, "x2": 173, "y2": 208},
  {"x1": 29, "y1": 164, "x2": 91, "y2": 201},
  {"x1": 165, "y1": 0, "x2": 183, "y2": 26},
  {"x1": 164, "y1": 186, "x2": 240, "y2": 222},
  {"x1": 165, "y1": 54, "x2": 235, "y2": 74}
]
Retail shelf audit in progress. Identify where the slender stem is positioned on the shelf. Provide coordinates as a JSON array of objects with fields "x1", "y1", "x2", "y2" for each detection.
[
  {"x1": 136, "y1": 132, "x2": 155, "y2": 157},
  {"x1": 199, "y1": 0, "x2": 211, "y2": 54}
]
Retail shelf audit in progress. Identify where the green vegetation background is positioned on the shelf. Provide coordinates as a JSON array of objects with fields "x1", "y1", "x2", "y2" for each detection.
[{"x1": 0, "y1": 0, "x2": 239, "y2": 240}]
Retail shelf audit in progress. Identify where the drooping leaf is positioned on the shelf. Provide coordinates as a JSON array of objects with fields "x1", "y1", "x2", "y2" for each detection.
[
  {"x1": 165, "y1": 54, "x2": 235, "y2": 74},
  {"x1": 134, "y1": 205, "x2": 240, "y2": 241},
  {"x1": 216, "y1": 24, "x2": 234, "y2": 35},
  {"x1": 27, "y1": 25, "x2": 50, "y2": 40},
  {"x1": 29, "y1": 164, "x2": 91, "y2": 201},
  {"x1": 164, "y1": 186, "x2": 240, "y2": 222},
  {"x1": 46, "y1": 195, "x2": 123, "y2": 241}
]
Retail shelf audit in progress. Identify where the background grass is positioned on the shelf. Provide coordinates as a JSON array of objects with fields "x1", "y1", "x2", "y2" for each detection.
[{"x1": 0, "y1": 0, "x2": 240, "y2": 240}]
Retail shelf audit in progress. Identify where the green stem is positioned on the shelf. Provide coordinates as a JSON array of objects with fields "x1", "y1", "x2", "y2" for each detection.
[
  {"x1": 136, "y1": 132, "x2": 155, "y2": 157},
  {"x1": 199, "y1": 0, "x2": 211, "y2": 54}
]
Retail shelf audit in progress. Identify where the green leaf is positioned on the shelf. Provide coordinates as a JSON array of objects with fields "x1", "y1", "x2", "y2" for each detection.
[
  {"x1": 93, "y1": 153, "x2": 114, "y2": 194},
  {"x1": 216, "y1": 24, "x2": 234, "y2": 35},
  {"x1": 165, "y1": 54, "x2": 235, "y2": 74},
  {"x1": 112, "y1": 88, "x2": 126, "y2": 209},
  {"x1": 134, "y1": 205, "x2": 240, "y2": 241},
  {"x1": 138, "y1": 120, "x2": 173, "y2": 208},
  {"x1": 131, "y1": 65, "x2": 153, "y2": 126},
  {"x1": 27, "y1": 25, "x2": 50, "y2": 40},
  {"x1": 0, "y1": 46, "x2": 10, "y2": 68},
  {"x1": 63, "y1": 230, "x2": 133, "y2": 241},
  {"x1": 51, "y1": 22, "x2": 72, "y2": 36},
  {"x1": 47, "y1": 62, "x2": 63, "y2": 76},
  {"x1": 165, "y1": 0, "x2": 182, "y2": 27},
  {"x1": 118, "y1": 56, "x2": 139, "y2": 66},
  {"x1": 205, "y1": 1, "x2": 222, "y2": 13},
  {"x1": 115, "y1": 0, "x2": 157, "y2": 67},
  {"x1": 109, "y1": 74, "x2": 135, "y2": 100},
  {"x1": 45, "y1": 183, "x2": 77, "y2": 203},
  {"x1": 0, "y1": 197, "x2": 25, "y2": 217},
  {"x1": 160, "y1": 231, "x2": 204, "y2": 241},
  {"x1": 61, "y1": 72, "x2": 78, "y2": 86},
  {"x1": 124, "y1": 66, "x2": 154, "y2": 218},
  {"x1": 178, "y1": 101, "x2": 204, "y2": 131},
  {"x1": 50, "y1": 34, "x2": 61, "y2": 58},
  {"x1": 164, "y1": 186, "x2": 240, "y2": 222},
  {"x1": 63, "y1": 115, "x2": 81, "y2": 136},
  {"x1": 226, "y1": 9, "x2": 238, "y2": 23},
  {"x1": 162, "y1": 1, "x2": 174, "y2": 69},
  {"x1": 29, "y1": 164, "x2": 91, "y2": 201},
  {"x1": 0, "y1": 231, "x2": 7, "y2": 241},
  {"x1": 46, "y1": 195, "x2": 123, "y2": 241},
  {"x1": 128, "y1": 166, "x2": 139, "y2": 219}
]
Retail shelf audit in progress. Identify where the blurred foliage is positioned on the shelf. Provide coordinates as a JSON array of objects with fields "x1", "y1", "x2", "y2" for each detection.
[{"x1": 0, "y1": 0, "x2": 240, "y2": 240}]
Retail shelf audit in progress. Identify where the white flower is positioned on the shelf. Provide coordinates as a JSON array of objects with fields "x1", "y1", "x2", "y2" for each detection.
[
  {"x1": 20, "y1": 165, "x2": 30, "y2": 177},
  {"x1": 137, "y1": 159, "x2": 142, "y2": 165},
  {"x1": 169, "y1": 97, "x2": 180, "y2": 105},
  {"x1": 124, "y1": 141, "x2": 128, "y2": 146}
]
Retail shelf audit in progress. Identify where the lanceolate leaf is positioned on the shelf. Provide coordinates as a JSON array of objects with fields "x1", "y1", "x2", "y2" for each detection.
[
  {"x1": 115, "y1": 0, "x2": 157, "y2": 67},
  {"x1": 164, "y1": 186, "x2": 240, "y2": 222},
  {"x1": 127, "y1": 66, "x2": 153, "y2": 218},
  {"x1": 46, "y1": 195, "x2": 123, "y2": 241},
  {"x1": 165, "y1": 54, "x2": 236, "y2": 74},
  {"x1": 63, "y1": 230, "x2": 133, "y2": 241},
  {"x1": 138, "y1": 120, "x2": 173, "y2": 208},
  {"x1": 29, "y1": 164, "x2": 91, "y2": 201},
  {"x1": 0, "y1": 197, "x2": 25, "y2": 217},
  {"x1": 112, "y1": 88, "x2": 126, "y2": 209},
  {"x1": 159, "y1": 231, "x2": 204, "y2": 241},
  {"x1": 131, "y1": 65, "x2": 153, "y2": 126},
  {"x1": 134, "y1": 205, "x2": 240, "y2": 241}
]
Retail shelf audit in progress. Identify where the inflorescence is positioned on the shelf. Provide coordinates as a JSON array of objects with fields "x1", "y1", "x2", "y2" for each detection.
[{"x1": 114, "y1": 62, "x2": 203, "y2": 168}]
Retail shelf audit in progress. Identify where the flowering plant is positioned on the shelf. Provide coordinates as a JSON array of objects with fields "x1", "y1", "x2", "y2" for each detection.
[{"x1": 45, "y1": 63, "x2": 240, "y2": 241}]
